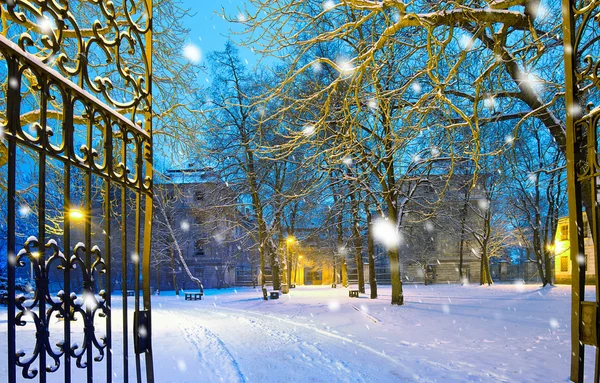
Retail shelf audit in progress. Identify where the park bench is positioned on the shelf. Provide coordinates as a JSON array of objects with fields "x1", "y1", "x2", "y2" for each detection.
[
  {"x1": 127, "y1": 290, "x2": 135, "y2": 297},
  {"x1": 349, "y1": 290, "x2": 359, "y2": 298},
  {"x1": 290, "y1": 283, "x2": 296, "y2": 288},
  {"x1": 184, "y1": 292, "x2": 203, "y2": 301},
  {"x1": 331, "y1": 283, "x2": 337, "y2": 288}
]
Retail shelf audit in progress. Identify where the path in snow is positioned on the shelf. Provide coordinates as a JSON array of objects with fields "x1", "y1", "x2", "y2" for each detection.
[{"x1": 157, "y1": 304, "x2": 413, "y2": 382}]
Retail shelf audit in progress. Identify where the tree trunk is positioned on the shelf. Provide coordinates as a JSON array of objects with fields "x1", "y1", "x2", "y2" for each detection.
[
  {"x1": 270, "y1": 247, "x2": 281, "y2": 290},
  {"x1": 351, "y1": 192, "x2": 365, "y2": 293},
  {"x1": 365, "y1": 207, "x2": 377, "y2": 299},
  {"x1": 458, "y1": 185, "x2": 471, "y2": 283},
  {"x1": 386, "y1": 196, "x2": 404, "y2": 305},
  {"x1": 170, "y1": 247, "x2": 179, "y2": 295}
]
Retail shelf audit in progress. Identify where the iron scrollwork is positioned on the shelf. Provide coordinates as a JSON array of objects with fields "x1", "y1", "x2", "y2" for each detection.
[{"x1": 13, "y1": 238, "x2": 109, "y2": 379}]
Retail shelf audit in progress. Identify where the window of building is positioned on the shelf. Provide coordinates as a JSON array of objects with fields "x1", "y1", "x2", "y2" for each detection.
[
  {"x1": 560, "y1": 256, "x2": 568, "y2": 272},
  {"x1": 560, "y1": 224, "x2": 569, "y2": 241},
  {"x1": 584, "y1": 221, "x2": 590, "y2": 238},
  {"x1": 195, "y1": 240, "x2": 205, "y2": 257}
]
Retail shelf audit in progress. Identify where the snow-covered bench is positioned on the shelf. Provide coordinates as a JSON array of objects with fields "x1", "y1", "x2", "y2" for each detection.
[
  {"x1": 127, "y1": 290, "x2": 135, "y2": 297},
  {"x1": 184, "y1": 292, "x2": 203, "y2": 301},
  {"x1": 261, "y1": 288, "x2": 279, "y2": 300},
  {"x1": 349, "y1": 290, "x2": 359, "y2": 298}
]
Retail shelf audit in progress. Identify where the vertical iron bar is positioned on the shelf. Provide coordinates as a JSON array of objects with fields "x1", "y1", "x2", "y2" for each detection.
[
  {"x1": 64, "y1": 165, "x2": 72, "y2": 382},
  {"x1": 105, "y1": 119, "x2": 113, "y2": 383},
  {"x1": 121, "y1": 130, "x2": 129, "y2": 383},
  {"x1": 143, "y1": 1, "x2": 155, "y2": 380},
  {"x1": 134, "y1": 188, "x2": 141, "y2": 383},
  {"x1": 85, "y1": 105, "x2": 93, "y2": 383},
  {"x1": 64, "y1": 93, "x2": 74, "y2": 383},
  {"x1": 562, "y1": 0, "x2": 586, "y2": 380},
  {"x1": 6, "y1": 54, "x2": 18, "y2": 383},
  {"x1": 38, "y1": 72, "x2": 48, "y2": 383},
  {"x1": 591, "y1": 118, "x2": 600, "y2": 383}
]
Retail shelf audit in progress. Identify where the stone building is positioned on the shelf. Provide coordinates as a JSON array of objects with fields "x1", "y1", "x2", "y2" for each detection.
[
  {"x1": 150, "y1": 167, "x2": 256, "y2": 291},
  {"x1": 273, "y1": 174, "x2": 493, "y2": 287}
]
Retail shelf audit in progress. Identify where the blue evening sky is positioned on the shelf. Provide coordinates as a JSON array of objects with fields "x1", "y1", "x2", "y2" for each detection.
[{"x1": 180, "y1": 0, "x2": 258, "y2": 69}]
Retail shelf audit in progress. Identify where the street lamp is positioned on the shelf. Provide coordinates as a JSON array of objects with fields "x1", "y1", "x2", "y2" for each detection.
[{"x1": 69, "y1": 208, "x2": 85, "y2": 221}]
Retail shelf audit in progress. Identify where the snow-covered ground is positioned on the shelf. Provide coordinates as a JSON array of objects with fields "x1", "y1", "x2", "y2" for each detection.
[{"x1": 0, "y1": 283, "x2": 595, "y2": 382}]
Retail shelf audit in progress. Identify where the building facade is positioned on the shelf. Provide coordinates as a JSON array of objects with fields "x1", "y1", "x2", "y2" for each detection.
[
  {"x1": 553, "y1": 215, "x2": 596, "y2": 284},
  {"x1": 151, "y1": 167, "x2": 257, "y2": 291}
]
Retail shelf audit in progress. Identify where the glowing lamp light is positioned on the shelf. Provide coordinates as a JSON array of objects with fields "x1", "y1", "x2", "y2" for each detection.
[
  {"x1": 286, "y1": 236, "x2": 296, "y2": 245},
  {"x1": 69, "y1": 209, "x2": 85, "y2": 221}
]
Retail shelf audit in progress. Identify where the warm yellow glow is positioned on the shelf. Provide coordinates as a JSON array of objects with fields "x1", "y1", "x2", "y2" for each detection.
[
  {"x1": 546, "y1": 244, "x2": 555, "y2": 253},
  {"x1": 31, "y1": 251, "x2": 40, "y2": 258},
  {"x1": 298, "y1": 255, "x2": 303, "y2": 259},
  {"x1": 69, "y1": 209, "x2": 85, "y2": 221},
  {"x1": 286, "y1": 236, "x2": 296, "y2": 245}
]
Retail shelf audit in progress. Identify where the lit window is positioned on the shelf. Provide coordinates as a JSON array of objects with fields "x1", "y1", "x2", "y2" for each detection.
[
  {"x1": 560, "y1": 257, "x2": 568, "y2": 272},
  {"x1": 560, "y1": 224, "x2": 569, "y2": 241}
]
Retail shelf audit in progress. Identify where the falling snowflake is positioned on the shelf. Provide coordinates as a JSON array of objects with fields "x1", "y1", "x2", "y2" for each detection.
[
  {"x1": 18, "y1": 205, "x2": 30, "y2": 217},
  {"x1": 302, "y1": 124, "x2": 316, "y2": 136},
  {"x1": 131, "y1": 252, "x2": 139, "y2": 263},
  {"x1": 505, "y1": 135, "x2": 514, "y2": 145},
  {"x1": 372, "y1": 218, "x2": 401, "y2": 249},
  {"x1": 477, "y1": 199, "x2": 490, "y2": 211},
  {"x1": 311, "y1": 61, "x2": 323, "y2": 73},
  {"x1": 441, "y1": 304, "x2": 451, "y2": 314},
  {"x1": 527, "y1": 172, "x2": 537, "y2": 183},
  {"x1": 180, "y1": 220, "x2": 190, "y2": 231},
  {"x1": 569, "y1": 104, "x2": 582, "y2": 116},
  {"x1": 8, "y1": 76, "x2": 18, "y2": 90},
  {"x1": 483, "y1": 97, "x2": 495, "y2": 110},
  {"x1": 535, "y1": 4, "x2": 550, "y2": 20},
  {"x1": 549, "y1": 318, "x2": 560, "y2": 329},
  {"x1": 336, "y1": 58, "x2": 354, "y2": 77},
  {"x1": 183, "y1": 44, "x2": 201, "y2": 64},
  {"x1": 430, "y1": 147, "x2": 440, "y2": 157},
  {"x1": 328, "y1": 300, "x2": 340, "y2": 312},
  {"x1": 577, "y1": 254, "x2": 586, "y2": 265},
  {"x1": 177, "y1": 360, "x2": 187, "y2": 372},
  {"x1": 411, "y1": 82, "x2": 422, "y2": 94},
  {"x1": 458, "y1": 33, "x2": 474, "y2": 50},
  {"x1": 513, "y1": 280, "x2": 525, "y2": 292},
  {"x1": 424, "y1": 221, "x2": 434, "y2": 232},
  {"x1": 138, "y1": 325, "x2": 148, "y2": 338},
  {"x1": 367, "y1": 98, "x2": 378, "y2": 111},
  {"x1": 37, "y1": 17, "x2": 55, "y2": 34},
  {"x1": 0, "y1": 126, "x2": 4, "y2": 140},
  {"x1": 342, "y1": 156, "x2": 353, "y2": 166},
  {"x1": 84, "y1": 292, "x2": 97, "y2": 311},
  {"x1": 392, "y1": 11, "x2": 401, "y2": 22},
  {"x1": 237, "y1": 13, "x2": 247, "y2": 22},
  {"x1": 323, "y1": 0, "x2": 335, "y2": 10}
]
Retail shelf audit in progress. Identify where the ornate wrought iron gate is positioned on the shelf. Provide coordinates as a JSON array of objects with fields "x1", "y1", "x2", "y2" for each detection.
[
  {"x1": 1, "y1": 0, "x2": 154, "y2": 382},
  {"x1": 563, "y1": 0, "x2": 600, "y2": 381}
]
